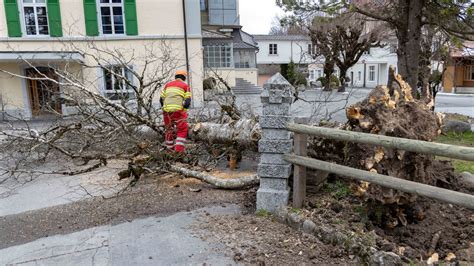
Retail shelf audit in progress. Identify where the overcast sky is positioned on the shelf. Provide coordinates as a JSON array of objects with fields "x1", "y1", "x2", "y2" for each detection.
[{"x1": 239, "y1": 0, "x2": 285, "y2": 34}]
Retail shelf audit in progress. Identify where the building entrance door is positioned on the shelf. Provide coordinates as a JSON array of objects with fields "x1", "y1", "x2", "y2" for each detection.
[{"x1": 26, "y1": 68, "x2": 62, "y2": 117}]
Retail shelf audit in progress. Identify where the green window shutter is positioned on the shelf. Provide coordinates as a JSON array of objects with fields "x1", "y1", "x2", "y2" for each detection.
[
  {"x1": 47, "y1": 0, "x2": 63, "y2": 37},
  {"x1": 83, "y1": 0, "x2": 99, "y2": 36},
  {"x1": 124, "y1": 0, "x2": 138, "y2": 36},
  {"x1": 4, "y1": 0, "x2": 22, "y2": 37}
]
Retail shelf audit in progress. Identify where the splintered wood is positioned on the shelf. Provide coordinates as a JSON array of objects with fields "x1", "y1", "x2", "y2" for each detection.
[{"x1": 312, "y1": 66, "x2": 458, "y2": 227}]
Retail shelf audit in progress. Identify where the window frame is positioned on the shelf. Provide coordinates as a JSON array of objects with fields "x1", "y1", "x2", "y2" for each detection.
[
  {"x1": 464, "y1": 65, "x2": 474, "y2": 81},
  {"x1": 102, "y1": 65, "x2": 136, "y2": 101},
  {"x1": 20, "y1": 0, "x2": 49, "y2": 36},
  {"x1": 203, "y1": 44, "x2": 233, "y2": 69},
  {"x1": 234, "y1": 49, "x2": 255, "y2": 69},
  {"x1": 97, "y1": 0, "x2": 126, "y2": 36},
  {"x1": 368, "y1": 65, "x2": 376, "y2": 81},
  {"x1": 269, "y1": 43, "x2": 278, "y2": 55}
]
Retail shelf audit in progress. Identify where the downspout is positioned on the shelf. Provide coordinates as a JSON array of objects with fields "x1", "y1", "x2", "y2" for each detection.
[
  {"x1": 377, "y1": 63, "x2": 380, "y2": 85},
  {"x1": 182, "y1": 0, "x2": 190, "y2": 86},
  {"x1": 363, "y1": 63, "x2": 367, "y2": 88},
  {"x1": 291, "y1": 41, "x2": 293, "y2": 62}
]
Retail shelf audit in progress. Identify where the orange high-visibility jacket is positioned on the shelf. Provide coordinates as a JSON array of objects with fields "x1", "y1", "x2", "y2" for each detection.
[{"x1": 160, "y1": 79, "x2": 192, "y2": 112}]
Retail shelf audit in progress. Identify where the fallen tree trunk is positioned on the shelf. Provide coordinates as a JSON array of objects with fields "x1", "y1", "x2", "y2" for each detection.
[
  {"x1": 191, "y1": 119, "x2": 260, "y2": 147},
  {"x1": 135, "y1": 119, "x2": 260, "y2": 148},
  {"x1": 169, "y1": 165, "x2": 259, "y2": 189}
]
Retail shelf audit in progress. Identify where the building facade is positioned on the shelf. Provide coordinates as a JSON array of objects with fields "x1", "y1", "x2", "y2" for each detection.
[
  {"x1": 254, "y1": 34, "x2": 400, "y2": 89},
  {"x1": 443, "y1": 41, "x2": 474, "y2": 93},
  {"x1": 200, "y1": 0, "x2": 259, "y2": 93},
  {"x1": 254, "y1": 35, "x2": 313, "y2": 87},
  {"x1": 308, "y1": 46, "x2": 398, "y2": 88},
  {"x1": 0, "y1": 0, "x2": 204, "y2": 119}
]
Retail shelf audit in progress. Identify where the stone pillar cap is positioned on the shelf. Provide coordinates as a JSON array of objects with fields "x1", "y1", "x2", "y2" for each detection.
[{"x1": 264, "y1": 73, "x2": 292, "y2": 88}]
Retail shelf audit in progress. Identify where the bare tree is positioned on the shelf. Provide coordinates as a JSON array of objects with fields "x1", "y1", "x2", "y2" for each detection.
[
  {"x1": 0, "y1": 39, "x2": 185, "y2": 185},
  {"x1": 278, "y1": 0, "x2": 474, "y2": 96},
  {"x1": 0, "y1": 38, "x2": 269, "y2": 190}
]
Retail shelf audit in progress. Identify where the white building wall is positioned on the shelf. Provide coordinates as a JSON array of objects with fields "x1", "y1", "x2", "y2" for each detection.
[
  {"x1": 256, "y1": 40, "x2": 313, "y2": 65},
  {"x1": 308, "y1": 46, "x2": 398, "y2": 88}
]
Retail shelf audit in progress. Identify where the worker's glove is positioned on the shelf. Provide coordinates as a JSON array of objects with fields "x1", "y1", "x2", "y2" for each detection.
[{"x1": 183, "y1": 98, "x2": 191, "y2": 109}]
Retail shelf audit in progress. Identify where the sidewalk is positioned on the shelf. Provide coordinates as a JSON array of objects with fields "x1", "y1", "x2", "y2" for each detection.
[
  {"x1": 0, "y1": 205, "x2": 239, "y2": 265},
  {"x1": 437, "y1": 92, "x2": 474, "y2": 97}
]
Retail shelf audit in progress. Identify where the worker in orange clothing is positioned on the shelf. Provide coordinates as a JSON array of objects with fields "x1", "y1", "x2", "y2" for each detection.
[{"x1": 160, "y1": 70, "x2": 191, "y2": 153}]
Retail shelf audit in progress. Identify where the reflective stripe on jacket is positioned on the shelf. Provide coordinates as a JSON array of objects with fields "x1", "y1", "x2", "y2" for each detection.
[{"x1": 160, "y1": 79, "x2": 191, "y2": 112}]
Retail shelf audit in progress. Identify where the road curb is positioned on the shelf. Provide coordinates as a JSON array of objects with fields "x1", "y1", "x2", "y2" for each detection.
[
  {"x1": 437, "y1": 92, "x2": 474, "y2": 98},
  {"x1": 273, "y1": 207, "x2": 401, "y2": 264}
]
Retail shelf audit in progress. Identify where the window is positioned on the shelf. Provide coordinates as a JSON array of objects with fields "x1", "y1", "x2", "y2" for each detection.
[
  {"x1": 317, "y1": 70, "x2": 322, "y2": 79},
  {"x1": 307, "y1": 43, "x2": 315, "y2": 55},
  {"x1": 21, "y1": 0, "x2": 49, "y2": 36},
  {"x1": 99, "y1": 0, "x2": 125, "y2": 35},
  {"x1": 102, "y1": 66, "x2": 135, "y2": 100},
  {"x1": 204, "y1": 44, "x2": 233, "y2": 68},
  {"x1": 358, "y1": 71, "x2": 361, "y2": 81},
  {"x1": 309, "y1": 70, "x2": 315, "y2": 81},
  {"x1": 464, "y1": 65, "x2": 474, "y2": 81},
  {"x1": 234, "y1": 50, "x2": 255, "y2": 68},
  {"x1": 200, "y1": 0, "x2": 206, "y2": 11},
  {"x1": 368, "y1": 66, "x2": 375, "y2": 81},
  {"x1": 269, "y1": 43, "x2": 278, "y2": 55},
  {"x1": 363, "y1": 49, "x2": 371, "y2": 55},
  {"x1": 208, "y1": 0, "x2": 238, "y2": 25}
]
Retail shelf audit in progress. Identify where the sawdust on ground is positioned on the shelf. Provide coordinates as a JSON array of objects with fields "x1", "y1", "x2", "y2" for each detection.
[{"x1": 190, "y1": 210, "x2": 359, "y2": 265}]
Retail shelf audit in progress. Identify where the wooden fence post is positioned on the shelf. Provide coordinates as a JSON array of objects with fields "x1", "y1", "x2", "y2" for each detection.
[{"x1": 293, "y1": 132, "x2": 308, "y2": 208}]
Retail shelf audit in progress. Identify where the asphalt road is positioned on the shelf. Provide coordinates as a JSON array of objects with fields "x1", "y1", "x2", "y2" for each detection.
[
  {"x1": 434, "y1": 93, "x2": 474, "y2": 118},
  {"x1": 235, "y1": 88, "x2": 473, "y2": 123}
]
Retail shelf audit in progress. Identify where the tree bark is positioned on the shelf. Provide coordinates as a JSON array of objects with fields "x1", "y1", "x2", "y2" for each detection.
[
  {"x1": 337, "y1": 68, "x2": 348, "y2": 92},
  {"x1": 396, "y1": 0, "x2": 424, "y2": 97},
  {"x1": 323, "y1": 60, "x2": 335, "y2": 91},
  {"x1": 191, "y1": 119, "x2": 260, "y2": 147},
  {"x1": 169, "y1": 165, "x2": 259, "y2": 189}
]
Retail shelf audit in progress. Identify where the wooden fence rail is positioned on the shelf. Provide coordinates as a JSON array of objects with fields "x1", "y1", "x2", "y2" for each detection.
[
  {"x1": 284, "y1": 154, "x2": 474, "y2": 209},
  {"x1": 286, "y1": 123, "x2": 474, "y2": 161},
  {"x1": 286, "y1": 123, "x2": 474, "y2": 209}
]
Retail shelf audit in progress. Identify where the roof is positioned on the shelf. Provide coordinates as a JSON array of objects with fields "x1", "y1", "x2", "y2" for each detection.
[
  {"x1": 253, "y1": 34, "x2": 311, "y2": 42},
  {"x1": 233, "y1": 30, "x2": 258, "y2": 49},
  {"x1": 201, "y1": 29, "x2": 231, "y2": 39},
  {"x1": 202, "y1": 28, "x2": 259, "y2": 50},
  {"x1": 240, "y1": 31, "x2": 258, "y2": 47},
  {"x1": 451, "y1": 41, "x2": 474, "y2": 58}
]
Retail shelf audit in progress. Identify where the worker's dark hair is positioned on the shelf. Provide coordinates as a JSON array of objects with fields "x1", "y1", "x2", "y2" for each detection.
[{"x1": 175, "y1": 74, "x2": 186, "y2": 81}]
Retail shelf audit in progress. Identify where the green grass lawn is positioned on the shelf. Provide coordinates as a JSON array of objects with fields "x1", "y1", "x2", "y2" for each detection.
[{"x1": 435, "y1": 131, "x2": 474, "y2": 173}]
